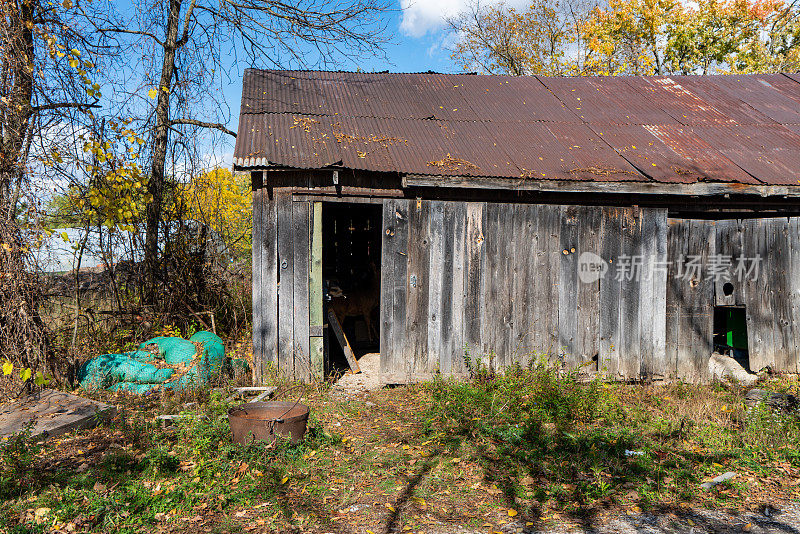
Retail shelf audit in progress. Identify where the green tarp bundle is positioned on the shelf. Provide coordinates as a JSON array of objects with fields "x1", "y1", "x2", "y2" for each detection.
[
  {"x1": 78, "y1": 352, "x2": 174, "y2": 390},
  {"x1": 78, "y1": 330, "x2": 234, "y2": 394}
]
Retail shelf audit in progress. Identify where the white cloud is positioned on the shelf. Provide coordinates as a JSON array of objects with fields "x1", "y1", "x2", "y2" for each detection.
[
  {"x1": 201, "y1": 146, "x2": 234, "y2": 171},
  {"x1": 399, "y1": 0, "x2": 529, "y2": 38},
  {"x1": 399, "y1": 0, "x2": 468, "y2": 37}
]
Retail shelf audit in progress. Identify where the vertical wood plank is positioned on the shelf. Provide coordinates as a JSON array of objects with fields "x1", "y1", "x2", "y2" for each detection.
[
  {"x1": 559, "y1": 205, "x2": 580, "y2": 370},
  {"x1": 379, "y1": 200, "x2": 395, "y2": 377},
  {"x1": 499, "y1": 204, "x2": 516, "y2": 369},
  {"x1": 380, "y1": 199, "x2": 410, "y2": 379},
  {"x1": 666, "y1": 219, "x2": 687, "y2": 379},
  {"x1": 392, "y1": 199, "x2": 411, "y2": 379},
  {"x1": 714, "y1": 220, "x2": 738, "y2": 307},
  {"x1": 645, "y1": 209, "x2": 669, "y2": 378},
  {"x1": 405, "y1": 199, "x2": 431, "y2": 377},
  {"x1": 464, "y1": 202, "x2": 486, "y2": 368},
  {"x1": 276, "y1": 191, "x2": 295, "y2": 380},
  {"x1": 744, "y1": 218, "x2": 772, "y2": 372},
  {"x1": 599, "y1": 208, "x2": 622, "y2": 377},
  {"x1": 438, "y1": 201, "x2": 465, "y2": 375},
  {"x1": 638, "y1": 209, "x2": 656, "y2": 380},
  {"x1": 789, "y1": 217, "x2": 800, "y2": 373},
  {"x1": 685, "y1": 220, "x2": 714, "y2": 382},
  {"x1": 759, "y1": 219, "x2": 778, "y2": 369},
  {"x1": 426, "y1": 201, "x2": 445, "y2": 374},
  {"x1": 541, "y1": 205, "x2": 561, "y2": 362},
  {"x1": 733, "y1": 220, "x2": 747, "y2": 308},
  {"x1": 483, "y1": 203, "x2": 514, "y2": 370},
  {"x1": 309, "y1": 202, "x2": 324, "y2": 381},
  {"x1": 619, "y1": 209, "x2": 642, "y2": 379},
  {"x1": 251, "y1": 174, "x2": 263, "y2": 384},
  {"x1": 262, "y1": 186, "x2": 278, "y2": 379},
  {"x1": 576, "y1": 207, "x2": 602, "y2": 372},
  {"x1": 767, "y1": 218, "x2": 793, "y2": 372},
  {"x1": 292, "y1": 201, "x2": 311, "y2": 382},
  {"x1": 511, "y1": 204, "x2": 535, "y2": 367},
  {"x1": 448, "y1": 202, "x2": 468, "y2": 375},
  {"x1": 481, "y1": 203, "x2": 501, "y2": 369},
  {"x1": 529, "y1": 205, "x2": 547, "y2": 361},
  {"x1": 501, "y1": 204, "x2": 516, "y2": 369},
  {"x1": 437, "y1": 202, "x2": 455, "y2": 375}
]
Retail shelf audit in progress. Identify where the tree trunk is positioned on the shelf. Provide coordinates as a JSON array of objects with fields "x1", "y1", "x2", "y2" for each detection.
[
  {"x1": 0, "y1": 1, "x2": 52, "y2": 379},
  {"x1": 144, "y1": 0, "x2": 182, "y2": 304},
  {"x1": 1, "y1": 0, "x2": 34, "y2": 210}
]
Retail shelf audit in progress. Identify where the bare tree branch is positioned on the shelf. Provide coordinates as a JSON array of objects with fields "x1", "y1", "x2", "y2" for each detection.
[
  {"x1": 170, "y1": 118, "x2": 236, "y2": 137},
  {"x1": 30, "y1": 102, "x2": 101, "y2": 114},
  {"x1": 95, "y1": 27, "x2": 165, "y2": 47}
]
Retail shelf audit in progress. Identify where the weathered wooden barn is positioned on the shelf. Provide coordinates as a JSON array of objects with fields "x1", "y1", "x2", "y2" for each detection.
[{"x1": 234, "y1": 69, "x2": 800, "y2": 384}]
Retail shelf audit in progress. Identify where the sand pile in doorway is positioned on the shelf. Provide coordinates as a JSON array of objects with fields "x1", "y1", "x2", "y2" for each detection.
[{"x1": 331, "y1": 353, "x2": 382, "y2": 396}]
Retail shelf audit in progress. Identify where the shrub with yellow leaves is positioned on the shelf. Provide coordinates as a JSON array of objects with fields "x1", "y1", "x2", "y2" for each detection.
[
  {"x1": 69, "y1": 120, "x2": 151, "y2": 232},
  {"x1": 180, "y1": 168, "x2": 252, "y2": 259}
]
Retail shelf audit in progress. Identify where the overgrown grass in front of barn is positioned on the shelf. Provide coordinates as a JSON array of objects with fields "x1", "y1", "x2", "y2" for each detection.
[
  {"x1": 423, "y1": 361, "x2": 800, "y2": 518},
  {"x1": 2, "y1": 361, "x2": 800, "y2": 533}
]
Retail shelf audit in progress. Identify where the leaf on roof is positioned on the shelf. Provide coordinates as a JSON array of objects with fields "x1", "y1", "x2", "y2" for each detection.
[{"x1": 427, "y1": 153, "x2": 479, "y2": 171}]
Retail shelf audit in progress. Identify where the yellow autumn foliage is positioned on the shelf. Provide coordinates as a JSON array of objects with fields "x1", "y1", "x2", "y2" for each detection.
[
  {"x1": 181, "y1": 167, "x2": 252, "y2": 259},
  {"x1": 581, "y1": 0, "x2": 800, "y2": 75},
  {"x1": 450, "y1": 0, "x2": 800, "y2": 77}
]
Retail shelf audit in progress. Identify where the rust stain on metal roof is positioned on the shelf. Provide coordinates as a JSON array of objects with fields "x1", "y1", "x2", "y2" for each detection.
[{"x1": 234, "y1": 69, "x2": 800, "y2": 187}]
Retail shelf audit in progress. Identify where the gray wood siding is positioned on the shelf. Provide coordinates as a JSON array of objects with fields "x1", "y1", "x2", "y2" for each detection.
[
  {"x1": 251, "y1": 174, "x2": 278, "y2": 384},
  {"x1": 251, "y1": 177, "x2": 262, "y2": 383},
  {"x1": 379, "y1": 200, "x2": 669, "y2": 382},
  {"x1": 742, "y1": 217, "x2": 798, "y2": 374},
  {"x1": 252, "y1": 191, "x2": 312, "y2": 383},
  {"x1": 252, "y1": 189, "x2": 800, "y2": 383},
  {"x1": 666, "y1": 219, "x2": 715, "y2": 382},
  {"x1": 291, "y1": 201, "x2": 311, "y2": 381},
  {"x1": 380, "y1": 198, "x2": 411, "y2": 380}
]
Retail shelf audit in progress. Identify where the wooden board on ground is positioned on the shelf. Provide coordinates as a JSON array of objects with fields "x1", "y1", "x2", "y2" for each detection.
[
  {"x1": 327, "y1": 309, "x2": 361, "y2": 373},
  {"x1": 0, "y1": 389, "x2": 116, "y2": 441},
  {"x1": 222, "y1": 386, "x2": 277, "y2": 403}
]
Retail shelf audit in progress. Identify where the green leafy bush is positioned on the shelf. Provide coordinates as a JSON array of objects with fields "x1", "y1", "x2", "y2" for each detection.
[{"x1": 426, "y1": 360, "x2": 615, "y2": 436}]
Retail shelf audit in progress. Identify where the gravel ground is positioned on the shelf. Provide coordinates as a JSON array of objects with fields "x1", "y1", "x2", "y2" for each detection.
[
  {"x1": 419, "y1": 503, "x2": 800, "y2": 534},
  {"x1": 571, "y1": 504, "x2": 797, "y2": 534}
]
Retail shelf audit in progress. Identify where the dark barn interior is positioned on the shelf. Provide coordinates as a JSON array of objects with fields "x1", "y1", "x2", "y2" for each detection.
[{"x1": 322, "y1": 203, "x2": 382, "y2": 374}]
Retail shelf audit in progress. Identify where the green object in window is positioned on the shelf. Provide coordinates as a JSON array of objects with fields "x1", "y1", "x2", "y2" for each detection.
[{"x1": 724, "y1": 308, "x2": 748, "y2": 350}]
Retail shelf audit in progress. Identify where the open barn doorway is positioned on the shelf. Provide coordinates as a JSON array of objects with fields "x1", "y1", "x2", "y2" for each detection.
[
  {"x1": 322, "y1": 202, "x2": 382, "y2": 376},
  {"x1": 713, "y1": 305, "x2": 750, "y2": 371}
]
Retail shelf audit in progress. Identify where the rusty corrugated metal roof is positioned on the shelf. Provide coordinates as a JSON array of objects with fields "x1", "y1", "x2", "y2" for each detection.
[{"x1": 234, "y1": 69, "x2": 800, "y2": 187}]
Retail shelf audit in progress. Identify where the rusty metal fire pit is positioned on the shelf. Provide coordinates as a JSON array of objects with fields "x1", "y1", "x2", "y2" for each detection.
[{"x1": 228, "y1": 401, "x2": 309, "y2": 445}]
